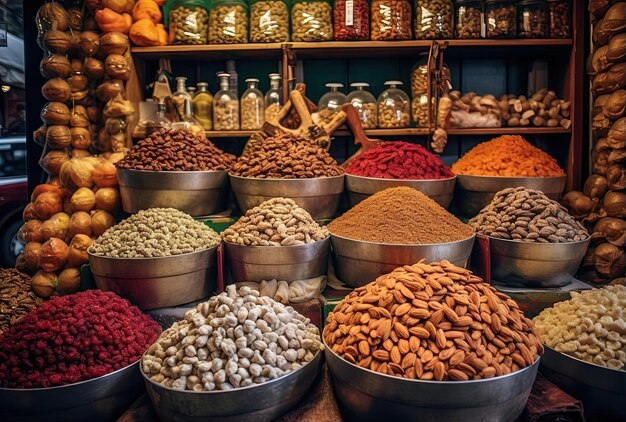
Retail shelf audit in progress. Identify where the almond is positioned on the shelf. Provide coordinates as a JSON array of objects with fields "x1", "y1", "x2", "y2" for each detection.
[
  {"x1": 390, "y1": 346, "x2": 402, "y2": 364},
  {"x1": 394, "y1": 302, "x2": 411, "y2": 317},
  {"x1": 449, "y1": 350, "x2": 466, "y2": 366},
  {"x1": 358, "y1": 340, "x2": 370, "y2": 355},
  {"x1": 394, "y1": 321, "x2": 410, "y2": 339},
  {"x1": 436, "y1": 329, "x2": 447, "y2": 349},
  {"x1": 372, "y1": 349, "x2": 390, "y2": 361},
  {"x1": 409, "y1": 336, "x2": 420, "y2": 352},
  {"x1": 400, "y1": 285, "x2": 415, "y2": 300},
  {"x1": 439, "y1": 346, "x2": 456, "y2": 361},
  {"x1": 398, "y1": 339, "x2": 410, "y2": 355},
  {"x1": 411, "y1": 298, "x2": 429, "y2": 309},
  {"x1": 388, "y1": 362, "x2": 404, "y2": 375},
  {"x1": 408, "y1": 308, "x2": 430, "y2": 319},
  {"x1": 409, "y1": 326, "x2": 430, "y2": 338},
  {"x1": 443, "y1": 306, "x2": 460, "y2": 323},
  {"x1": 445, "y1": 330, "x2": 465, "y2": 339},
  {"x1": 402, "y1": 352, "x2": 416, "y2": 369},
  {"x1": 434, "y1": 361, "x2": 446, "y2": 381},
  {"x1": 448, "y1": 368, "x2": 469, "y2": 381},
  {"x1": 358, "y1": 356, "x2": 372, "y2": 368},
  {"x1": 378, "y1": 319, "x2": 392, "y2": 340}
]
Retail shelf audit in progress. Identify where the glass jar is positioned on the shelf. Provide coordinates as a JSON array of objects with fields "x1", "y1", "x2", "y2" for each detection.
[
  {"x1": 250, "y1": 0, "x2": 290, "y2": 42},
  {"x1": 414, "y1": 0, "x2": 454, "y2": 39},
  {"x1": 518, "y1": 0, "x2": 548, "y2": 38},
  {"x1": 456, "y1": 0, "x2": 483, "y2": 39},
  {"x1": 347, "y1": 83, "x2": 377, "y2": 129},
  {"x1": 213, "y1": 73, "x2": 240, "y2": 130},
  {"x1": 187, "y1": 86, "x2": 197, "y2": 96},
  {"x1": 140, "y1": 99, "x2": 172, "y2": 135},
  {"x1": 193, "y1": 82, "x2": 214, "y2": 130},
  {"x1": 485, "y1": 0, "x2": 516, "y2": 38},
  {"x1": 265, "y1": 73, "x2": 282, "y2": 122},
  {"x1": 172, "y1": 98, "x2": 205, "y2": 137},
  {"x1": 334, "y1": 0, "x2": 370, "y2": 40},
  {"x1": 208, "y1": 0, "x2": 249, "y2": 44},
  {"x1": 317, "y1": 83, "x2": 347, "y2": 124},
  {"x1": 172, "y1": 76, "x2": 192, "y2": 118},
  {"x1": 377, "y1": 81, "x2": 410, "y2": 128},
  {"x1": 166, "y1": 0, "x2": 209, "y2": 45},
  {"x1": 291, "y1": 0, "x2": 333, "y2": 42},
  {"x1": 241, "y1": 78, "x2": 264, "y2": 130},
  {"x1": 411, "y1": 53, "x2": 429, "y2": 97},
  {"x1": 548, "y1": 0, "x2": 570, "y2": 38},
  {"x1": 370, "y1": 0, "x2": 412, "y2": 40}
]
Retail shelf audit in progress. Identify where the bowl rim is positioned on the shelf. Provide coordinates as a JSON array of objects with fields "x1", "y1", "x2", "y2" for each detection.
[
  {"x1": 228, "y1": 173, "x2": 346, "y2": 181},
  {"x1": 328, "y1": 232, "x2": 476, "y2": 247},
  {"x1": 116, "y1": 168, "x2": 230, "y2": 175},
  {"x1": 455, "y1": 174, "x2": 567, "y2": 180},
  {"x1": 88, "y1": 243, "x2": 219, "y2": 261},
  {"x1": 543, "y1": 345, "x2": 626, "y2": 375},
  {"x1": 485, "y1": 235, "x2": 591, "y2": 247},
  {"x1": 222, "y1": 237, "x2": 330, "y2": 249},
  {"x1": 344, "y1": 173, "x2": 457, "y2": 183}
]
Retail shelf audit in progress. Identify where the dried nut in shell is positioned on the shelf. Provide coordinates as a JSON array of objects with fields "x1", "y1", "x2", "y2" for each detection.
[
  {"x1": 70, "y1": 58, "x2": 84, "y2": 73},
  {"x1": 41, "y1": 78, "x2": 71, "y2": 102},
  {"x1": 37, "y1": 2, "x2": 70, "y2": 32},
  {"x1": 104, "y1": 54, "x2": 130, "y2": 80},
  {"x1": 41, "y1": 150, "x2": 71, "y2": 176},
  {"x1": 84, "y1": 57, "x2": 105, "y2": 80},
  {"x1": 70, "y1": 105, "x2": 90, "y2": 128},
  {"x1": 96, "y1": 79, "x2": 124, "y2": 102},
  {"x1": 43, "y1": 29, "x2": 72, "y2": 55},
  {"x1": 46, "y1": 125, "x2": 72, "y2": 150},
  {"x1": 79, "y1": 31, "x2": 100, "y2": 57},
  {"x1": 40, "y1": 54, "x2": 73, "y2": 79},
  {"x1": 100, "y1": 32, "x2": 130, "y2": 55},
  {"x1": 68, "y1": 74, "x2": 89, "y2": 92},
  {"x1": 67, "y1": 7, "x2": 83, "y2": 30},
  {"x1": 603, "y1": 90, "x2": 626, "y2": 120},
  {"x1": 70, "y1": 127, "x2": 92, "y2": 150},
  {"x1": 607, "y1": 33, "x2": 626, "y2": 63},
  {"x1": 41, "y1": 102, "x2": 71, "y2": 126}
]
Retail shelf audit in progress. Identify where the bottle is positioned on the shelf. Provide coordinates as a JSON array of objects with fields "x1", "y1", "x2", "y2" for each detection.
[
  {"x1": 172, "y1": 76, "x2": 192, "y2": 118},
  {"x1": 172, "y1": 98, "x2": 205, "y2": 137},
  {"x1": 141, "y1": 99, "x2": 172, "y2": 135},
  {"x1": 377, "y1": 81, "x2": 410, "y2": 128},
  {"x1": 187, "y1": 86, "x2": 197, "y2": 96},
  {"x1": 213, "y1": 73, "x2": 240, "y2": 130},
  {"x1": 264, "y1": 73, "x2": 282, "y2": 122},
  {"x1": 241, "y1": 78, "x2": 264, "y2": 130},
  {"x1": 346, "y1": 82, "x2": 377, "y2": 129},
  {"x1": 317, "y1": 83, "x2": 347, "y2": 124},
  {"x1": 193, "y1": 82, "x2": 214, "y2": 130}
]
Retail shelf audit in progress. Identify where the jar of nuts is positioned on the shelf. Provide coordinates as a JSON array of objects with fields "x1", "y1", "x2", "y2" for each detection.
[
  {"x1": 548, "y1": 0, "x2": 570, "y2": 38},
  {"x1": 456, "y1": 0, "x2": 483, "y2": 39},
  {"x1": 518, "y1": 0, "x2": 548, "y2": 38},
  {"x1": 334, "y1": 0, "x2": 369, "y2": 40},
  {"x1": 167, "y1": 0, "x2": 209, "y2": 45},
  {"x1": 485, "y1": 0, "x2": 517, "y2": 38},
  {"x1": 414, "y1": 0, "x2": 453, "y2": 39},
  {"x1": 208, "y1": 0, "x2": 249, "y2": 44},
  {"x1": 241, "y1": 78, "x2": 265, "y2": 130},
  {"x1": 411, "y1": 53, "x2": 429, "y2": 97},
  {"x1": 370, "y1": 0, "x2": 412, "y2": 40},
  {"x1": 249, "y1": 0, "x2": 290, "y2": 42},
  {"x1": 377, "y1": 81, "x2": 411, "y2": 128},
  {"x1": 291, "y1": 0, "x2": 333, "y2": 42},
  {"x1": 317, "y1": 83, "x2": 347, "y2": 125},
  {"x1": 347, "y1": 83, "x2": 377, "y2": 129},
  {"x1": 264, "y1": 73, "x2": 282, "y2": 122},
  {"x1": 214, "y1": 73, "x2": 240, "y2": 130}
]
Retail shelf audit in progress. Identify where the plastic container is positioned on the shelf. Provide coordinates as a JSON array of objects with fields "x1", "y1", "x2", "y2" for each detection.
[
  {"x1": 250, "y1": 0, "x2": 290, "y2": 42},
  {"x1": 485, "y1": 0, "x2": 516, "y2": 38},
  {"x1": 518, "y1": 0, "x2": 548, "y2": 38},
  {"x1": 192, "y1": 82, "x2": 214, "y2": 130},
  {"x1": 347, "y1": 83, "x2": 377, "y2": 129},
  {"x1": 414, "y1": 0, "x2": 454, "y2": 39},
  {"x1": 213, "y1": 73, "x2": 240, "y2": 130},
  {"x1": 291, "y1": 0, "x2": 333, "y2": 41},
  {"x1": 334, "y1": 0, "x2": 370, "y2": 40},
  {"x1": 548, "y1": 0, "x2": 570, "y2": 38},
  {"x1": 166, "y1": 0, "x2": 209, "y2": 45},
  {"x1": 172, "y1": 76, "x2": 192, "y2": 118},
  {"x1": 317, "y1": 83, "x2": 347, "y2": 124},
  {"x1": 265, "y1": 73, "x2": 282, "y2": 122},
  {"x1": 241, "y1": 78, "x2": 264, "y2": 130},
  {"x1": 456, "y1": 0, "x2": 483, "y2": 38},
  {"x1": 370, "y1": 0, "x2": 412, "y2": 40},
  {"x1": 377, "y1": 81, "x2": 410, "y2": 128},
  {"x1": 208, "y1": 0, "x2": 249, "y2": 44}
]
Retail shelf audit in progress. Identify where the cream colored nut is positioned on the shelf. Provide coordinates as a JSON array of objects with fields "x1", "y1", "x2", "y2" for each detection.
[
  {"x1": 250, "y1": 1, "x2": 289, "y2": 42},
  {"x1": 213, "y1": 100, "x2": 240, "y2": 130},
  {"x1": 208, "y1": 5, "x2": 248, "y2": 44},
  {"x1": 291, "y1": 2, "x2": 333, "y2": 42},
  {"x1": 241, "y1": 95, "x2": 264, "y2": 129}
]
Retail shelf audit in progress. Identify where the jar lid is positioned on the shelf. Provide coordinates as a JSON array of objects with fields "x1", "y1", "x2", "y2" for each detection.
[
  {"x1": 269, "y1": 73, "x2": 280, "y2": 79},
  {"x1": 384, "y1": 80, "x2": 403, "y2": 86},
  {"x1": 350, "y1": 82, "x2": 370, "y2": 88},
  {"x1": 325, "y1": 83, "x2": 344, "y2": 88},
  {"x1": 245, "y1": 78, "x2": 260, "y2": 83},
  {"x1": 197, "y1": 82, "x2": 208, "y2": 87}
]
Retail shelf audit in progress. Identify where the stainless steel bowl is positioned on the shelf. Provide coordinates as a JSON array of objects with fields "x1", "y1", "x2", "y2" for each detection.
[
  {"x1": 141, "y1": 349, "x2": 323, "y2": 422},
  {"x1": 89, "y1": 246, "x2": 218, "y2": 310},
  {"x1": 224, "y1": 238, "x2": 330, "y2": 283},
  {"x1": 330, "y1": 234, "x2": 475, "y2": 287},
  {"x1": 0, "y1": 361, "x2": 142, "y2": 422},
  {"x1": 118, "y1": 168, "x2": 230, "y2": 217},
  {"x1": 455, "y1": 174, "x2": 567, "y2": 218},
  {"x1": 345, "y1": 174, "x2": 456, "y2": 208},
  {"x1": 489, "y1": 237, "x2": 590, "y2": 287},
  {"x1": 541, "y1": 346, "x2": 626, "y2": 420},
  {"x1": 229, "y1": 174, "x2": 345, "y2": 220},
  {"x1": 325, "y1": 339, "x2": 539, "y2": 422}
]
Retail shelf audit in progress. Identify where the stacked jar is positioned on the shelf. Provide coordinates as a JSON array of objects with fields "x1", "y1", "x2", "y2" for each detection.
[
  {"x1": 377, "y1": 81, "x2": 411, "y2": 128},
  {"x1": 347, "y1": 83, "x2": 377, "y2": 128},
  {"x1": 249, "y1": 0, "x2": 290, "y2": 42},
  {"x1": 411, "y1": 54, "x2": 430, "y2": 127},
  {"x1": 518, "y1": 0, "x2": 548, "y2": 38},
  {"x1": 414, "y1": 0, "x2": 454, "y2": 39},
  {"x1": 370, "y1": 0, "x2": 412, "y2": 40},
  {"x1": 456, "y1": 0, "x2": 483, "y2": 39},
  {"x1": 334, "y1": 0, "x2": 369, "y2": 40},
  {"x1": 485, "y1": 0, "x2": 517, "y2": 38},
  {"x1": 291, "y1": 0, "x2": 333, "y2": 41},
  {"x1": 208, "y1": 0, "x2": 249, "y2": 44},
  {"x1": 167, "y1": 0, "x2": 209, "y2": 45}
]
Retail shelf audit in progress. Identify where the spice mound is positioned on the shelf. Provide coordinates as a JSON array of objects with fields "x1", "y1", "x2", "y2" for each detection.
[
  {"x1": 324, "y1": 260, "x2": 543, "y2": 380},
  {"x1": 0, "y1": 290, "x2": 161, "y2": 388},
  {"x1": 229, "y1": 133, "x2": 344, "y2": 178},
  {"x1": 534, "y1": 285, "x2": 626, "y2": 371},
  {"x1": 451, "y1": 135, "x2": 565, "y2": 177},
  {"x1": 346, "y1": 141, "x2": 454, "y2": 180},
  {"x1": 0, "y1": 269, "x2": 42, "y2": 334},
  {"x1": 221, "y1": 198, "x2": 329, "y2": 246},
  {"x1": 328, "y1": 187, "x2": 474, "y2": 244},
  {"x1": 469, "y1": 187, "x2": 589, "y2": 243},
  {"x1": 142, "y1": 285, "x2": 324, "y2": 391},
  {"x1": 116, "y1": 128, "x2": 236, "y2": 171},
  {"x1": 89, "y1": 208, "x2": 221, "y2": 258}
]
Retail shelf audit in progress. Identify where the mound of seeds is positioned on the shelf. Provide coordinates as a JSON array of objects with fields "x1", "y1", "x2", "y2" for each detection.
[{"x1": 0, "y1": 269, "x2": 43, "y2": 334}]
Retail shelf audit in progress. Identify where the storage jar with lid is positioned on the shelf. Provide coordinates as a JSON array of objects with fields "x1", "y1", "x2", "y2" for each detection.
[
  {"x1": 265, "y1": 73, "x2": 282, "y2": 122},
  {"x1": 172, "y1": 76, "x2": 192, "y2": 118},
  {"x1": 347, "y1": 83, "x2": 377, "y2": 129},
  {"x1": 193, "y1": 82, "x2": 214, "y2": 130},
  {"x1": 334, "y1": 0, "x2": 369, "y2": 40},
  {"x1": 485, "y1": 0, "x2": 516, "y2": 38},
  {"x1": 208, "y1": 0, "x2": 249, "y2": 44},
  {"x1": 317, "y1": 83, "x2": 347, "y2": 125},
  {"x1": 518, "y1": 0, "x2": 548, "y2": 38},
  {"x1": 166, "y1": 0, "x2": 209, "y2": 45},
  {"x1": 172, "y1": 98, "x2": 205, "y2": 138},
  {"x1": 370, "y1": 0, "x2": 412, "y2": 40},
  {"x1": 411, "y1": 53, "x2": 429, "y2": 97},
  {"x1": 291, "y1": 0, "x2": 333, "y2": 41},
  {"x1": 213, "y1": 73, "x2": 240, "y2": 130},
  {"x1": 377, "y1": 81, "x2": 410, "y2": 128},
  {"x1": 414, "y1": 0, "x2": 454, "y2": 39},
  {"x1": 249, "y1": 0, "x2": 290, "y2": 42},
  {"x1": 548, "y1": 0, "x2": 570, "y2": 38},
  {"x1": 241, "y1": 78, "x2": 264, "y2": 130},
  {"x1": 456, "y1": 0, "x2": 483, "y2": 39},
  {"x1": 140, "y1": 99, "x2": 172, "y2": 135}
]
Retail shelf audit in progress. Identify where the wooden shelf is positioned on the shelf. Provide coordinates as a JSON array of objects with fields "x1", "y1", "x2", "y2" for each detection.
[
  {"x1": 131, "y1": 43, "x2": 284, "y2": 60},
  {"x1": 446, "y1": 127, "x2": 571, "y2": 135}
]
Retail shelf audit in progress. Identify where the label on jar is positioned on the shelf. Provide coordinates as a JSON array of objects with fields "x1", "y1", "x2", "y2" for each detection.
[{"x1": 345, "y1": 0, "x2": 354, "y2": 26}]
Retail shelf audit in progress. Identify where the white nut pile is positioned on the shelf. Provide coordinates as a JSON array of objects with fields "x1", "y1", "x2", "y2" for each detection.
[
  {"x1": 533, "y1": 285, "x2": 626, "y2": 370},
  {"x1": 221, "y1": 198, "x2": 329, "y2": 246},
  {"x1": 142, "y1": 285, "x2": 324, "y2": 391}
]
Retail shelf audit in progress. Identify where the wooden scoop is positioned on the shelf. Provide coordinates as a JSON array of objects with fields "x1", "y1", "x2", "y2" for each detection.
[{"x1": 341, "y1": 103, "x2": 382, "y2": 169}]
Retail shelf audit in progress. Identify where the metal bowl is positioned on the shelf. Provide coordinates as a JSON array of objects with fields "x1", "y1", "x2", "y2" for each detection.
[
  {"x1": 224, "y1": 238, "x2": 330, "y2": 283},
  {"x1": 455, "y1": 174, "x2": 567, "y2": 218},
  {"x1": 117, "y1": 168, "x2": 230, "y2": 217},
  {"x1": 324, "y1": 338, "x2": 539, "y2": 422},
  {"x1": 345, "y1": 174, "x2": 456, "y2": 208},
  {"x1": 88, "y1": 246, "x2": 218, "y2": 310},
  {"x1": 0, "y1": 361, "x2": 142, "y2": 422},
  {"x1": 489, "y1": 237, "x2": 590, "y2": 287},
  {"x1": 229, "y1": 174, "x2": 345, "y2": 220},
  {"x1": 541, "y1": 346, "x2": 626, "y2": 420},
  {"x1": 330, "y1": 234, "x2": 475, "y2": 287},
  {"x1": 141, "y1": 349, "x2": 323, "y2": 422}
]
